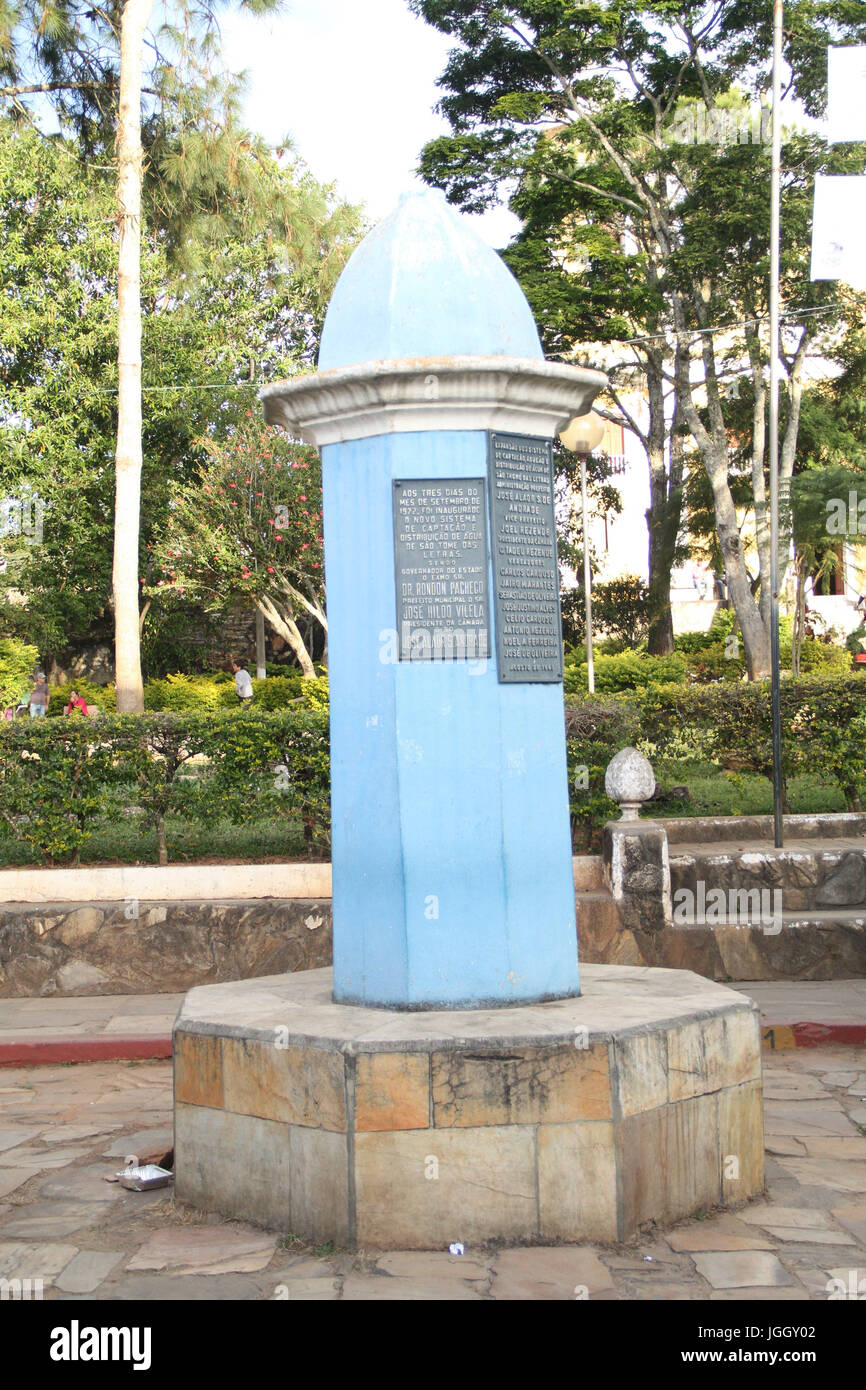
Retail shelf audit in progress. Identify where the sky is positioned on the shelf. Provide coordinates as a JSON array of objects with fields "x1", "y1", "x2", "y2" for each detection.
[{"x1": 219, "y1": 0, "x2": 521, "y2": 247}]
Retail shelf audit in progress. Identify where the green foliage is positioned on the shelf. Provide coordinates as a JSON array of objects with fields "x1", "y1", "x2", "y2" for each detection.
[
  {"x1": 0, "y1": 118, "x2": 357, "y2": 660},
  {"x1": 564, "y1": 648, "x2": 687, "y2": 694},
  {"x1": 0, "y1": 708, "x2": 330, "y2": 864},
  {"x1": 674, "y1": 608, "x2": 736, "y2": 654},
  {"x1": 142, "y1": 674, "x2": 229, "y2": 712},
  {"x1": 148, "y1": 417, "x2": 326, "y2": 669},
  {"x1": 411, "y1": 0, "x2": 866, "y2": 677},
  {"x1": 846, "y1": 624, "x2": 866, "y2": 656},
  {"x1": 640, "y1": 675, "x2": 866, "y2": 810},
  {"x1": 47, "y1": 680, "x2": 116, "y2": 716},
  {"x1": 0, "y1": 639, "x2": 39, "y2": 708},
  {"x1": 565, "y1": 695, "x2": 641, "y2": 849},
  {"x1": 590, "y1": 575, "x2": 650, "y2": 647},
  {"x1": 0, "y1": 717, "x2": 116, "y2": 862}
]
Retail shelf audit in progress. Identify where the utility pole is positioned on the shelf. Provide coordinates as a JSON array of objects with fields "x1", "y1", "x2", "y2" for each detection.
[{"x1": 769, "y1": 0, "x2": 784, "y2": 848}]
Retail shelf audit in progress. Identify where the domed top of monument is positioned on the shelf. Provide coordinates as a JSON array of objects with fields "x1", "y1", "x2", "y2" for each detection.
[{"x1": 317, "y1": 188, "x2": 543, "y2": 370}]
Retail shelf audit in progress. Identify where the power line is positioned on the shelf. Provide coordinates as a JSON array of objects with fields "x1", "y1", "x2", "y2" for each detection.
[{"x1": 550, "y1": 300, "x2": 850, "y2": 355}]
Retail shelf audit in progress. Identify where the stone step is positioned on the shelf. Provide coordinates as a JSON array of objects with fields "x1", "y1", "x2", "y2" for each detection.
[
  {"x1": 673, "y1": 907, "x2": 866, "y2": 930},
  {"x1": 660, "y1": 812, "x2": 866, "y2": 845},
  {"x1": 662, "y1": 909, "x2": 866, "y2": 981},
  {"x1": 572, "y1": 856, "x2": 604, "y2": 891},
  {"x1": 669, "y1": 842, "x2": 866, "y2": 911}
]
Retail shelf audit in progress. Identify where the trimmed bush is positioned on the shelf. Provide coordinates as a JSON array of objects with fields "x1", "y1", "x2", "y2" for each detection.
[
  {"x1": 639, "y1": 674, "x2": 866, "y2": 809},
  {"x1": 47, "y1": 680, "x2": 117, "y2": 716},
  {"x1": 0, "y1": 708, "x2": 330, "y2": 864},
  {"x1": 0, "y1": 638, "x2": 39, "y2": 709},
  {"x1": 564, "y1": 649, "x2": 687, "y2": 693},
  {"x1": 565, "y1": 695, "x2": 641, "y2": 849}
]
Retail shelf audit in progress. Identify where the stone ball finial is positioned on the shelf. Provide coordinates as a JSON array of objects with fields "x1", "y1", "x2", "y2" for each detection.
[{"x1": 605, "y1": 747, "x2": 656, "y2": 821}]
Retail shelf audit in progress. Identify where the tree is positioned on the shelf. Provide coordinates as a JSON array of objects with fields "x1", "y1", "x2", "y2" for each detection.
[
  {"x1": 0, "y1": 119, "x2": 357, "y2": 667},
  {"x1": 412, "y1": 0, "x2": 866, "y2": 677},
  {"x1": 148, "y1": 418, "x2": 326, "y2": 676},
  {"x1": 0, "y1": 0, "x2": 357, "y2": 708}
]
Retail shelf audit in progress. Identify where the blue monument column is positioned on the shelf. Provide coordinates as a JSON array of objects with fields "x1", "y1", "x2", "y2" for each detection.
[{"x1": 262, "y1": 189, "x2": 606, "y2": 1008}]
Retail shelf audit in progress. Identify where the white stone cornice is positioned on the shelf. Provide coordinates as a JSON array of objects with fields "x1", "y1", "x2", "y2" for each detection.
[{"x1": 260, "y1": 355, "x2": 608, "y2": 446}]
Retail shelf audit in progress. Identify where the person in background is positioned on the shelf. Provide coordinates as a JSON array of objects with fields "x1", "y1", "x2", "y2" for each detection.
[
  {"x1": 28, "y1": 672, "x2": 49, "y2": 718},
  {"x1": 64, "y1": 689, "x2": 89, "y2": 716},
  {"x1": 232, "y1": 660, "x2": 254, "y2": 706}
]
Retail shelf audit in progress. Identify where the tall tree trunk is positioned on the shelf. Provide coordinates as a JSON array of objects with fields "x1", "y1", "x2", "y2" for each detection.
[
  {"x1": 646, "y1": 356, "x2": 685, "y2": 655},
  {"x1": 257, "y1": 596, "x2": 316, "y2": 678},
  {"x1": 255, "y1": 607, "x2": 267, "y2": 680},
  {"x1": 112, "y1": 0, "x2": 154, "y2": 714},
  {"x1": 792, "y1": 553, "x2": 806, "y2": 677},
  {"x1": 672, "y1": 311, "x2": 771, "y2": 678}
]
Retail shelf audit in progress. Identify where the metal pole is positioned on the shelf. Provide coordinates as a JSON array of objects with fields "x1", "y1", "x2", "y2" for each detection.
[
  {"x1": 769, "y1": 0, "x2": 784, "y2": 848},
  {"x1": 581, "y1": 453, "x2": 595, "y2": 693}
]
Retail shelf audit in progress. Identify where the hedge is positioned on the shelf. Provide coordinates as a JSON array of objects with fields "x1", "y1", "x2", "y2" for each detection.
[
  {"x1": 0, "y1": 709, "x2": 330, "y2": 864},
  {"x1": 3, "y1": 673, "x2": 865, "y2": 864},
  {"x1": 638, "y1": 675, "x2": 866, "y2": 810}
]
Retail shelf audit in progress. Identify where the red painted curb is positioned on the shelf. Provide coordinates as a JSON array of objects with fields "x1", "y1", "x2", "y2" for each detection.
[
  {"x1": 791, "y1": 1021, "x2": 866, "y2": 1048},
  {"x1": 0, "y1": 1035, "x2": 173, "y2": 1067}
]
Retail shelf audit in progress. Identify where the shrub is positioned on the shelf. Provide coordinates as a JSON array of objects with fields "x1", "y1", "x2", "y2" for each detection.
[
  {"x1": 594, "y1": 650, "x2": 687, "y2": 692},
  {"x1": 0, "y1": 707, "x2": 331, "y2": 864},
  {"x1": 0, "y1": 638, "x2": 39, "y2": 709},
  {"x1": 682, "y1": 644, "x2": 747, "y2": 683},
  {"x1": 674, "y1": 607, "x2": 736, "y2": 655},
  {"x1": 142, "y1": 673, "x2": 226, "y2": 712},
  {"x1": 592, "y1": 575, "x2": 650, "y2": 646},
  {"x1": 0, "y1": 717, "x2": 116, "y2": 861},
  {"x1": 639, "y1": 674, "x2": 866, "y2": 809},
  {"x1": 47, "y1": 679, "x2": 117, "y2": 716},
  {"x1": 565, "y1": 695, "x2": 641, "y2": 848}
]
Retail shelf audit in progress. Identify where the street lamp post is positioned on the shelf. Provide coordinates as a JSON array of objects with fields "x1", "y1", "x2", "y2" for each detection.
[{"x1": 559, "y1": 412, "x2": 606, "y2": 694}]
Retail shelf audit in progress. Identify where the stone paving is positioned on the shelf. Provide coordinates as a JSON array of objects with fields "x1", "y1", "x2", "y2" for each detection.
[{"x1": 0, "y1": 1048, "x2": 863, "y2": 1300}]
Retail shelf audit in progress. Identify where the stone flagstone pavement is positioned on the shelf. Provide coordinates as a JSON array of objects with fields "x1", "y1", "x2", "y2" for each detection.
[{"x1": 0, "y1": 1047, "x2": 864, "y2": 1299}]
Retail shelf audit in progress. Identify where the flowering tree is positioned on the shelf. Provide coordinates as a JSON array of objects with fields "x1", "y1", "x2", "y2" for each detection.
[{"x1": 150, "y1": 418, "x2": 325, "y2": 676}]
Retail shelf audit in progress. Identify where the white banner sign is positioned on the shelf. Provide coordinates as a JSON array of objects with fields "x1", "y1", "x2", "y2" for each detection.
[
  {"x1": 827, "y1": 46, "x2": 866, "y2": 143},
  {"x1": 811, "y1": 174, "x2": 866, "y2": 290}
]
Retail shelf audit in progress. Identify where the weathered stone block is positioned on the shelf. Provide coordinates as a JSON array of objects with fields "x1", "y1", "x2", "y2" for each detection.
[
  {"x1": 173, "y1": 965, "x2": 764, "y2": 1248},
  {"x1": 667, "y1": 1010, "x2": 761, "y2": 1101},
  {"x1": 603, "y1": 822, "x2": 671, "y2": 933},
  {"x1": 719, "y1": 1080, "x2": 765, "y2": 1202},
  {"x1": 221, "y1": 1038, "x2": 345, "y2": 1130},
  {"x1": 620, "y1": 1094, "x2": 720, "y2": 1231},
  {"x1": 612, "y1": 1030, "x2": 668, "y2": 1116},
  {"x1": 355, "y1": 1052, "x2": 430, "y2": 1131},
  {"x1": 537, "y1": 1121, "x2": 617, "y2": 1241},
  {"x1": 353, "y1": 1125, "x2": 537, "y2": 1249},
  {"x1": 174, "y1": 1103, "x2": 291, "y2": 1230},
  {"x1": 431, "y1": 1043, "x2": 611, "y2": 1128},
  {"x1": 174, "y1": 1033, "x2": 223, "y2": 1109},
  {"x1": 288, "y1": 1124, "x2": 349, "y2": 1245}
]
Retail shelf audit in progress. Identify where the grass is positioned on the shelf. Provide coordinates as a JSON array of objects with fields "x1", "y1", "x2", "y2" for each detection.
[
  {"x1": 0, "y1": 814, "x2": 320, "y2": 868},
  {"x1": 653, "y1": 761, "x2": 849, "y2": 819}
]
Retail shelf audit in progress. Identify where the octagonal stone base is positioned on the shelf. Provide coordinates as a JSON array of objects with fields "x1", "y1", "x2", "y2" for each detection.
[{"x1": 173, "y1": 965, "x2": 764, "y2": 1249}]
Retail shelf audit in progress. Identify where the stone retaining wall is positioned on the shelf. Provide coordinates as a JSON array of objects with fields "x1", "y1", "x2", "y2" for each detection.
[{"x1": 0, "y1": 900, "x2": 332, "y2": 997}]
